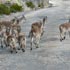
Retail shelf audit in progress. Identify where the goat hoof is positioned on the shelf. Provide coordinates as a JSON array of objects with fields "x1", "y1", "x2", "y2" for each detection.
[
  {"x1": 30, "y1": 48, "x2": 32, "y2": 50},
  {"x1": 18, "y1": 48, "x2": 20, "y2": 50},
  {"x1": 22, "y1": 49, "x2": 25, "y2": 52},
  {"x1": 16, "y1": 51, "x2": 18, "y2": 53},
  {"x1": 64, "y1": 37, "x2": 65, "y2": 40},
  {"x1": 10, "y1": 51, "x2": 13, "y2": 53}
]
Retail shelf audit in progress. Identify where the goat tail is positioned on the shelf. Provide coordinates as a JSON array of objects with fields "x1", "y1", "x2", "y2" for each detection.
[{"x1": 59, "y1": 25, "x2": 62, "y2": 33}]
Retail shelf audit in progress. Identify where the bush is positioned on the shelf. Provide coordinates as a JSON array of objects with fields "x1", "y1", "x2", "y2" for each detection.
[
  {"x1": 0, "y1": 4, "x2": 10, "y2": 15},
  {"x1": 10, "y1": 3, "x2": 23, "y2": 13},
  {"x1": 26, "y1": 1, "x2": 35, "y2": 9},
  {"x1": 38, "y1": 3, "x2": 44, "y2": 8},
  {"x1": 0, "y1": 3, "x2": 23, "y2": 15}
]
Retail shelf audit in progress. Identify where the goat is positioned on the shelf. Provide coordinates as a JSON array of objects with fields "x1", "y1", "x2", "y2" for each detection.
[
  {"x1": 28, "y1": 16, "x2": 47, "y2": 50},
  {"x1": 18, "y1": 32, "x2": 26, "y2": 52},
  {"x1": 7, "y1": 35, "x2": 17, "y2": 53},
  {"x1": 0, "y1": 18, "x2": 20, "y2": 48},
  {"x1": 59, "y1": 19, "x2": 70, "y2": 41}
]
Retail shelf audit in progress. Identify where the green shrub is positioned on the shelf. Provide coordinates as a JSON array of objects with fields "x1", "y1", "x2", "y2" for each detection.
[
  {"x1": 0, "y1": 3, "x2": 23, "y2": 15},
  {"x1": 38, "y1": 3, "x2": 44, "y2": 8},
  {"x1": 26, "y1": 1, "x2": 35, "y2": 9},
  {"x1": 10, "y1": 3, "x2": 23, "y2": 12},
  {"x1": 0, "y1": 4, "x2": 10, "y2": 15}
]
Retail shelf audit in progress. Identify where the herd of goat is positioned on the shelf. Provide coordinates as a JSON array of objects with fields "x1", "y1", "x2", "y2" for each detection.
[
  {"x1": 0, "y1": 15, "x2": 26, "y2": 53},
  {"x1": 0, "y1": 14, "x2": 70, "y2": 53}
]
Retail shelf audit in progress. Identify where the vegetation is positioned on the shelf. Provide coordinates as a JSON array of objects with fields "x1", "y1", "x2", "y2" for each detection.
[
  {"x1": 26, "y1": 1, "x2": 35, "y2": 9},
  {"x1": 0, "y1": 4, "x2": 10, "y2": 15},
  {"x1": 0, "y1": 3, "x2": 23, "y2": 15},
  {"x1": 10, "y1": 3, "x2": 23, "y2": 12},
  {"x1": 38, "y1": 3, "x2": 44, "y2": 8}
]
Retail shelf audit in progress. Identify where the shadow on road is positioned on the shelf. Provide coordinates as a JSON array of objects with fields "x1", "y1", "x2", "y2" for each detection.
[{"x1": 41, "y1": 37, "x2": 59, "y2": 43}]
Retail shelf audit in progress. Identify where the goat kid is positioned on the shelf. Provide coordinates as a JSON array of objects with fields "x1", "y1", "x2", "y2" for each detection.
[
  {"x1": 7, "y1": 35, "x2": 17, "y2": 53},
  {"x1": 18, "y1": 32, "x2": 26, "y2": 52}
]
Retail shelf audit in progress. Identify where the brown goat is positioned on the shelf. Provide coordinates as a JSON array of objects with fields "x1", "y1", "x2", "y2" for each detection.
[
  {"x1": 18, "y1": 32, "x2": 26, "y2": 52},
  {"x1": 28, "y1": 16, "x2": 47, "y2": 50},
  {"x1": 59, "y1": 22, "x2": 70, "y2": 41},
  {"x1": 7, "y1": 35, "x2": 17, "y2": 53}
]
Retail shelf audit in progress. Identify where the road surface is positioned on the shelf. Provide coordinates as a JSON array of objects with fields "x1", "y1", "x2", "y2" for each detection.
[{"x1": 0, "y1": 1, "x2": 70, "y2": 70}]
